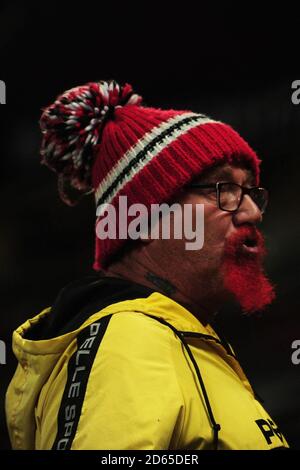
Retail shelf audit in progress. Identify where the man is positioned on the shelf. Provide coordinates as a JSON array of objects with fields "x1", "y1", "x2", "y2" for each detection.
[{"x1": 6, "y1": 80, "x2": 288, "y2": 450}]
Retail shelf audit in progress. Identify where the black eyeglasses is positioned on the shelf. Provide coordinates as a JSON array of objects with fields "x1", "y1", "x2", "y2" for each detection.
[{"x1": 188, "y1": 182, "x2": 269, "y2": 213}]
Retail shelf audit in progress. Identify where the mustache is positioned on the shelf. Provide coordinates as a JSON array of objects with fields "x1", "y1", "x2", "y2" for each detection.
[
  {"x1": 224, "y1": 225, "x2": 266, "y2": 260},
  {"x1": 221, "y1": 225, "x2": 275, "y2": 313}
]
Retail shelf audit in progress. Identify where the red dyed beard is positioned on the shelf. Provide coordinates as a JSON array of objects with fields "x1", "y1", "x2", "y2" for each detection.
[{"x1": 221, "y1": 225, "x2": 275, "y2": 314}]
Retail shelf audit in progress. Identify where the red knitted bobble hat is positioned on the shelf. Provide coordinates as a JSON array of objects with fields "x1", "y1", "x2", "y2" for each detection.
[{"x1": 40, "y1": 80, "x2": 261, "y2": 270}]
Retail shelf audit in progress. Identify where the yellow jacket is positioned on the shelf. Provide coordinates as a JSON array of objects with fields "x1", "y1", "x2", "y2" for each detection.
[{"x1": 6, "y1": 276, "x2": 289, "y2": 450}]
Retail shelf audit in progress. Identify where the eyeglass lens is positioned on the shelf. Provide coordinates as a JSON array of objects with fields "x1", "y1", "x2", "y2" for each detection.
[{"x1": 219, "y1": 183, "x2": 268, "y2": 212}]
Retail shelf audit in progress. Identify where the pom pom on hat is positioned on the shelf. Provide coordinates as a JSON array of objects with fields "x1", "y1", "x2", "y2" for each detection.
[{"x1": 40, "y1": 80, "x2": 142, "y2": 205}]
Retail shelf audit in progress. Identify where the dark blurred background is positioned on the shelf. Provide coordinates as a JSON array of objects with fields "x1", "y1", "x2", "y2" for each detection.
[{"x1": 0, "y1": 1, "x2": 299, "y2": 450}]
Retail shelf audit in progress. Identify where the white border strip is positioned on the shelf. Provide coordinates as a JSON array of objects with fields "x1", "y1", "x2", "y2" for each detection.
[{"x1": 95, "y1": 112, "x2": 217, "y2": 207}]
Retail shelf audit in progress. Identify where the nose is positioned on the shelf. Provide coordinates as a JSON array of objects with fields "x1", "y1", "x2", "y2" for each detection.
[{"x1": 233, "y1": 194, "x2": 263, "y2": 226}]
